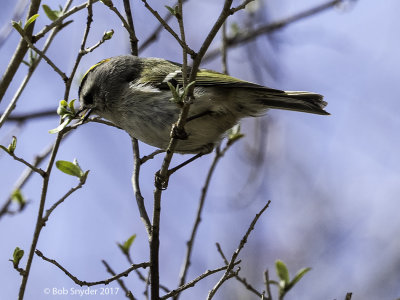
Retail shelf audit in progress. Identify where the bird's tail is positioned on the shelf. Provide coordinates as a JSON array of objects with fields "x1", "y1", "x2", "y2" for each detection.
[{"x1": 257, "y1": 90, "x2": 329, "y2": 115}]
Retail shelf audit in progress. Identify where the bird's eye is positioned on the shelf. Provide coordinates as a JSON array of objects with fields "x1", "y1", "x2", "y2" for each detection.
[{"x1": 83, "y1": 92, "x2": 93, "y2": 106}]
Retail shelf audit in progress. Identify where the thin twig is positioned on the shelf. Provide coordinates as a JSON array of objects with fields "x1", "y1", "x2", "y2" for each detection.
[
  {"x1": 42, "y1": 177, "x2": 87, "y2": 224},
  {"x1": 18, "y1": 2, "x2": 97, "y2": 298},
  {"x1": 102, "y1": 4, "x2": 137, "y2": 49},
  {"x1": 102, "y1": 260, "x2": 136, "y2": 300},
  {"x1": 81, "y1": 30, "x2": 114, "y2": 54},
  {"x1": 123, "y1": 0, "x2": 138, "y2": 55},
  {"x1": 167, "y1": 153, "x2": 204, "y2": 177},
  {"x1": 0, "y1": 9, "x2": 73, "y2": 129},
  {"x1": 175, "y1": 149, "x2": 220, "y2": 295},
  {"x1": 203, "y1": 0, "x2": 344, "y2": 62},
  {"x1": 35, "y1": 249, "x2": 150, "y2": 286},
  {"x1": 216, "y1": 243, "x2": 262, "y2": 298},
  {"x1": 138, "y1": 0, "x2": 188, "y2": 53},
  {"x1": 140, "y1": 149, "x2": 165, "y2": 164},
  {"x1": 221, "y1": 21, "x2": 228, "y2": 74},
  {"x1": 131, "y1": 138, "x2": 152, "y2": 236},
  {"x1": 33, "y1": 0, "x2": 100, "y2": 42},
  {"x1": 140, "y1": 0, "x2": 196, "y2": 58},
  {"x1": 177, "y1": 0, "x2": 188, "y2": 86},
  {"x1": 64, "y1": 0, "x2": 94, "y2": 100},
  {"x1": 230, "y1": 0, "x2": 255, "y2": 14},
  {"x1": 0, "y1": 142, "x2": 53, "y2": 221},
  {"x1": 264, "y1": 270, "x2": 272, "y2": 300},
  {"x1": 14, "y1": 28, "x2": 68, "y2": 82},
  {"x1": 18, "y1": 130, "x2": 65, "y2": 299},
  {"x1": 0, "y1": 0, "x2": 29, "y2": 48},
  {"x1": 120, "y1": 249, "x2": 170, "y2": 294},
  {"x1": 161, "y1": 263, "x2": 240, "y2": 300},
  {"x1": 0, "y1": 0, "x2": 41, "y2": 104},
  {"x1": 207, "y1": 201, "x2": 271, "y2": 299},
  {"x1": 1, "y1": 148, "x2": 45, "y2": 177}
]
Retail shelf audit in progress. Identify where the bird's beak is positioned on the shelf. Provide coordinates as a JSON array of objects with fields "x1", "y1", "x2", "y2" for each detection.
[{"x1": 76, "y1": 107, "x2": 93, "y2": 123}]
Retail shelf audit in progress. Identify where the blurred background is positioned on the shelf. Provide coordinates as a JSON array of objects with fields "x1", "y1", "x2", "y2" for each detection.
[{"x1": 1, "y1": 0, "x2": 399, "y2": 299}]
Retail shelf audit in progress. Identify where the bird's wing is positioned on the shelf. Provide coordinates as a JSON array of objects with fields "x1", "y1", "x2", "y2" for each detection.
[{"x1": 138, "y1": 60, "x2": 283, "y2": 92}]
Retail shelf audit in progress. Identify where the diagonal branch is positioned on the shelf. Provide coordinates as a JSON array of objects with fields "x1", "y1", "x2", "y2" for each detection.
[
  {"x1": 140, "y1": 0, "x2": 196, "y2": 57},
  {"x1": 102, "y1": 260, "x2": 136, "y2": 300},
  {"x1": 1, "y1": 147, "x2": 45, "y2": 177},
  {"x1": 161, "y1": 262, "x2": 240, "y2": 300},
  {"x1": 0, "y1": 0, "x2": 41, "y2": 103},
  {"x1": 35, "y1": 249, "x2": 150, "y2": 286},
  {"x1": 207, "y1": 201, "x2": 271, "y2": 299},
  {"x1": 216, "y1": 243, "x2": 262, "y2": 298},
  {"x1": 204, "y1": 0, "x2": 345, "y2": 62}
]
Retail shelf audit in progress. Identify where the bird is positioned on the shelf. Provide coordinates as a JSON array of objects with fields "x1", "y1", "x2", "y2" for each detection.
[{"x1": 78, "y1": 55, "x2": 328, "y2": 154}]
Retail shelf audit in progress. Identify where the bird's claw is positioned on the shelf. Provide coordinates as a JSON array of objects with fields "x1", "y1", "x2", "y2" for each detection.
[
  {"x1": 155, "y1": 171, "x2": 169, "y2": 190},
  {"x1": 171, "y1": 124, "x2": 188, "y2": 140}
]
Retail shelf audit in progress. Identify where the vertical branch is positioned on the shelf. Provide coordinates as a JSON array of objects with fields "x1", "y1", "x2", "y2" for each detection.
[
  {"x1": 131, "y1": 138, "x2": 152, "y2": 236},
  {"x1": 177, "y1": 0, "x2": 187, "y2": 86},
  {"x1": 18, "y1": 132, "x2": 64, "y2": 300},
  {"x1": 221, "y1": 21, "x2": 228, "y2": 75},
  {"x1": 150, "y1": 1, "x2": 250, "y2": 299},
  {"x1": 18, "y1": 2, "x2": 95, "y2": 298},
  {"x1": 264, "y1": 270, "x2": 272, "y2": 300},
  {"x1": 123, "y1": 0, "x2": 138, "y2": 55},
  {"x1": 64, "y1": 0, "x2": 94, "y2": 100}
]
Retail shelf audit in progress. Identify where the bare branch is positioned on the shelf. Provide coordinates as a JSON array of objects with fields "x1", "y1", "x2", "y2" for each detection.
[
  {"x1": 0, "y1": 0, "x2": 73, "y2": 129},
  {"x1": 175, "y1": 149, "x2": 221, "y2": 293},
  {"x1": 0, "y1": 148, "x2": 45, "y2": 177},
  {"x1": 0, "y1": 142, "x2": 53, "y2": 221},
  {"x1": 167, "y1": 153, "x2": 204, "y2": 177},
  {"x1": 64, "y1": 0, "x2": 94, "y2": 99},
  {"x1": 221, "y1": 21, "x2": 228, "y2": 74},
  {"x1": 0, "y1": 0, "x2": 41, "y2": 103},
  {"x1": 140, "y1": 0, "x2": 196, "y2": 57},
  {"x1": 131, "y1": 138, "x2": 152, "y2": 236},
  {"x1": 35, "y1": 249, "x2": 150, "y2": 286},
  {"x1": 230, "y1": 0, "x2": 255, "y2": 14},
  {"x1": 14, "y1": 28, "x2": 68, "y2": 82},
  {"x1": 264, "y1": 270, "x2": 272, "y2": 300},
  {"x1": 207, "y1": 201, "x2": 271, "y2": 299},
  {"x1": 204, "y1": 0, "x2": 345, "y2": 62},
  {"x1": 33, "y1": 0, "x2": 100, "y2": 42},
  {"x1": 1, "y1": 8, "x2": 76, "y2": 128},
  {"x1": 161, "y1": 263, "x2": 240, "y2": 300},
  {"x1": 18, "y1": 129, "x2": 65, "y2": 299},
  {"x1": 102, "y1": 260, "x2": 136, "y2": 300},
  {"x1": 140, "y1": 149, "x2": 165, "y2": 164},
  {"x1": 138, "y1": 0, "x2": 189, "y2": 53},
  {"x1": 42, "y1": 177, "x2": 87, "y2": 224},
  {"x1": 102, "y1": 3, "x2": 137, "y2": 51},
  {"x1": 123, "y1": 0, "x2": 139, "y2": 55},
  {"x1": 81, "y1": 30, "x2": 114, "y2": 54},
  {"x1": 216, "y1": 243, "x2": 263, "y2": 298}
]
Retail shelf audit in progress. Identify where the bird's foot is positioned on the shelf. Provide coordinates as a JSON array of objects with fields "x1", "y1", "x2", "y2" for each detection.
[{"x1": 155, "y1": 171, "x2": 169, "y2": 190}]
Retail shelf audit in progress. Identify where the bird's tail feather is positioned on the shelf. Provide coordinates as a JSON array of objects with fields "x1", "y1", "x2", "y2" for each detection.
[{"x1": 258, "y1": 91, "x2": 329, "y2": 115}]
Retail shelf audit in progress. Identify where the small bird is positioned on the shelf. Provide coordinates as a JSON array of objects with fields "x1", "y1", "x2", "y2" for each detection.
[{"x1": 79, "y1": 55, "x2": 328, "y2": 154}]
